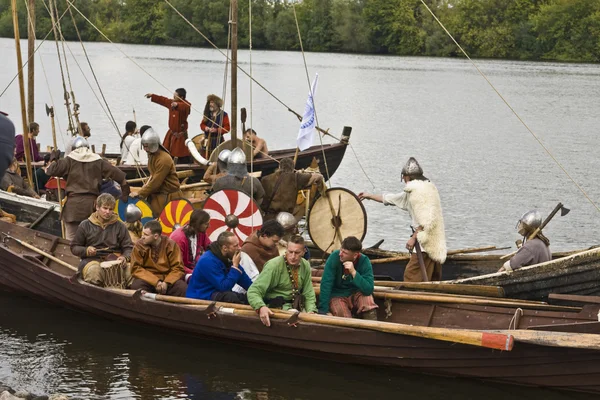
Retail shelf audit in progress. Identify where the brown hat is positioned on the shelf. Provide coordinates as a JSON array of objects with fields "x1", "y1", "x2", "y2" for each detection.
[{"x1": 206, "y1": 94, "x2": 223, "y2": 108}]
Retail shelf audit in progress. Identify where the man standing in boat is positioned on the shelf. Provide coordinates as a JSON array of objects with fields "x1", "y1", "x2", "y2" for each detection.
[
  {"x1": 133, "y1": 128, "x2": 183, "y2": 217},
  {"x1": 200, "y1": 94, "x2": 230, "y2": 154},
  {"x1": 359, "y1": 157, "x2": 447, "y2": 282},
  {"x1": 318, "y1": 236, "x2": 378, "y2": 320},
  {"x1": 212, "y1": 147, "x2": 265, "y2": 206},
  {"x1": 71, "y1": 193, "x2": 133, "y2": 287},
  {"x1": 145, "y1": 89, "x2": 192, "y2": 164},
  {"x1": 47, "y1": 137, "x2": 131, "y2": 240},
  {"x1": 15, "y1": 122, "x2": 43, "y2": 162},
  {"x1": 498, "y1": 209, "x2": 551, "y2": 273},
  {"x1": 130, "y1": 220, "x2": 187, "y2": 296}
]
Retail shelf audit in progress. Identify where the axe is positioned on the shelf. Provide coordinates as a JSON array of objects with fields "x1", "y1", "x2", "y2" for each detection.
[{"x1": 501, "y1": 202, "x2": 570, "y2": 260}]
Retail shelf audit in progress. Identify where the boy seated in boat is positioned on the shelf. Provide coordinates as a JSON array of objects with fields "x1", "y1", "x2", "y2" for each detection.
[
  {"x1": 186, "y1": 231, "x2": 252, "y2": 304},
  {"x1": 1, "y1": 158, "x2": 40, "y2": 198},
  {"x1": 247, "y1": 235, "x2": 317, "y2": 327},
  {"x1": 130, "y1": 220, "x2": 187, "y2": 297},
  {"x1": 70, "y1": 193, "x2": 133, "y2": 287},
  {"x1": 318, "y1": 236, "x2": 378, "y2": 320}
]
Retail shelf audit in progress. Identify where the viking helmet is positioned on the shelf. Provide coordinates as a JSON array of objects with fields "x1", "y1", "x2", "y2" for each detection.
[
  {"x1": 227, "y1": 147, "x2": 248, "y2": 178},
  {"x1": 125, "y1": 203, "x2": 142, "y2": 223},
  {"x1": 517, "y1": 209, "x2": 542, "y2": 232},
  {"x1": 141, "y1": 128, "x2": 160, "y2": 153},
  {"x1": 217, "y1": 149, "x2": 231, "y2": 172},
  {"x1": 71, "y1": 136, "x2": 89, "y2": 151},
  {"x1": 276, "y1": 212, "x2": 296, "y2": 230},
  {"x1": 401, "y1": 157, "x2": 423, "y2": 179}
]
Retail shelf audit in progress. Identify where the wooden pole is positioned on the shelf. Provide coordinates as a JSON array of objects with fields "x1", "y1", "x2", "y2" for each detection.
[
  {"x1": 27, "y1": 0, "x2": 35, "y2": 124},
  {"x1": 46, "y1": 104, "x2": 65, "y2": 238},
  {"x1": 292, "y1": 147, "x2": 300, "y2": 167},
  {"x1": 230, "y1": 0, "x2": 238, "y2": 149},
  {"x1": 5, "y1": 233, "x2": 77, "y2": 272},
  {"x1": 12, "y1": 0, "x2": 33, "y2": 186}
]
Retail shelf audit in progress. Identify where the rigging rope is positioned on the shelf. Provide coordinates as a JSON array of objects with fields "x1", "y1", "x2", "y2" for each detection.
[
  {"x1": 248, "y1": 0, "x2": 255, "y2": 228},
  {"x1": 419, "y1": 0, "x2": 600, "y2": 213},
  {"x1": 292, "y1": 4, "x2": 332, "y2": 188}
]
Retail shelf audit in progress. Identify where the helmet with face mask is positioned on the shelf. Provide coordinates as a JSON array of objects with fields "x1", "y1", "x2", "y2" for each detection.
[
  {"x1": 227, "y1": 147, "x2": 248, "y2": 178},
  {"x1": 516, "y1": 209, "x2": 542, "y2": 234}
]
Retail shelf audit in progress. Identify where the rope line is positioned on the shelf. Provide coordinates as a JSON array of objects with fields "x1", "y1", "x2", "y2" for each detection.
[{"x1": 419, "y1": 0, "x2": 600, "y2": 213}]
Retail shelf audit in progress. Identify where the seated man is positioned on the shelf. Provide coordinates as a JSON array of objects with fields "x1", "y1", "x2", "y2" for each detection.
[
  {"x1": 247, "y1": 235, "x2": 317, "y2": 327},
  {"x1": 318, "y1": 236, "x2": 378, "y2": 320},
  {"x1": 71, "y1": 193, "x2": 133, "y2": 287},
  {"x1": 186, "y1": 231, "x2": 252, "y2": 303},
  {"x1": 232, "y1": 220, "x2": 284, "y2": 294},
  {"x1": 170, "y1": 209, "x2": 211, "y2": 276},
  {"x1": 499, "y1": 209, "x2": 551, "y2": 273},
  {"x1": 130, "y1": 220, "x2": 187, "y2": 296},
  {"x1": 0, "y1": 158, "x2": 40, "y2": 198},
  {"x1": 244, "y1": 129, "x2": 268, "y2": 159}
]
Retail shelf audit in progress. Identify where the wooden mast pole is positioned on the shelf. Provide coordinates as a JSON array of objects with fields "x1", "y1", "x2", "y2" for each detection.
[
  {"x1": 12, "y1": 0, "x2": 33, "y2": 185},
  {"x1": 230, "y1": 0, "x2": 238, "y2": 149},
  {"x1": 27, "y1": 0, "x2": 35, "y2": 124}
]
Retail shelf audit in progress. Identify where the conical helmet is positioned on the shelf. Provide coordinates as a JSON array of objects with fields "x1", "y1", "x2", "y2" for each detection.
[
  {"x1": 401, "y1": 157, "x2": 423, "y2": 179},
  {"x1": 276, "y1": 212, "x2": 296, "y2": 230},
  {"x1": 141, "y1": 128, "x2": 160, "y2": 153},
  {"x1": 71, "y1": 136, "x2": 89, "y2": 151},
  {"x1": 517, "y1": 209, "x2": 542, "y2": 231},
  {"x1": 125, "y1": 203, "x2": 142, "y2": 223},
  {"x1": 227, "y1": 147, "x2": 247, "y2": 177},
  {"x1": 217, "y1": 149, "x2": 231, "y2": 172}
]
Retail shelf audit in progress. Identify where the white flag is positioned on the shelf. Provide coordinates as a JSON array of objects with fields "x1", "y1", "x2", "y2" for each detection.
[{"x1": 296, "y1": 73, "x2": 319, "y2": 151}]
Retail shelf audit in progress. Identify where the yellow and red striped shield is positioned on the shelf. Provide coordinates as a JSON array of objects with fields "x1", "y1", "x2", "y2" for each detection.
[{"x1": 159, "y1": 199, "x2": 194, "y2": 236}]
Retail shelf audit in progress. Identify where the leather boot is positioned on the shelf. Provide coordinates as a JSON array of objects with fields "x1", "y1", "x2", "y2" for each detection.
[{"x1": 361, "y1": 309, "x2": 378, "y2": 321}]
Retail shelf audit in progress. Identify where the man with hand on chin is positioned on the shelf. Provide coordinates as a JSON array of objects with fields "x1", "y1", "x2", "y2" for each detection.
[
  {"x1": 130, "y1": 220, "x2": 187, "y2": 296},
  {"x1": 247, "y1": 235, "x2": 317, "y2": 327}
]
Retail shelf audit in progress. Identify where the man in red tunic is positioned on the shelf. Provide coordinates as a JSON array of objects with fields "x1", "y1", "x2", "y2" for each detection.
[{"x1": 145, "y1": 88, "x2": 192, "y2": 164}]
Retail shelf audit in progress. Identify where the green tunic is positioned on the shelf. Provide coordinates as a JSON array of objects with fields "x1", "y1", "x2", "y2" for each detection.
[
  {"x1": 247, "y1": 256, "x2": 317, "y2": 313},
  {"x1": 318, "y1": 250, "x2": 375, "y2": 314}
]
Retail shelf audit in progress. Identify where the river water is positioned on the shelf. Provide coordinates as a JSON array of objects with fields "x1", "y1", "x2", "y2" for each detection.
[{"x1": 1, "y1": 38, "x2": 600, "y2": 398}]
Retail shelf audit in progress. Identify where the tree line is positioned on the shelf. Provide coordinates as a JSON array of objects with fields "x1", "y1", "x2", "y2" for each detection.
[{"x1": 1, "y1": 0, "x2": 599, "y2": 62}]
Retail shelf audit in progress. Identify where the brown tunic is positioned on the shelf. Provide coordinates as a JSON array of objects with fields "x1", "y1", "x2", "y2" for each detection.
[
  {"x1": 138, "y1": 149, "x2": 183, "y2": 217},
  {"x1": 0, "y1": 170, "x2": 37, "y2": 197},
  {"x1": 47, "y1": 157, "x2": 126, "y2": 223},
  {"x1": 130, "y1": 237, "x2": 184, "y2": 286},
  {"x1": 260, "y1": 171, "x2": 313, "y2": 220}
]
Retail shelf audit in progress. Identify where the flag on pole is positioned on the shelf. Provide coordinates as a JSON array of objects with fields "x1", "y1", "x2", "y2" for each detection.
[{"x1": 296, "y1": 73, "x2": 319, "y2": 151}]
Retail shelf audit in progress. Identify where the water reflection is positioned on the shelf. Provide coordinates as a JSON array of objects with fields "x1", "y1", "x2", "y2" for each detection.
[{"x1": 0, "y1": 293, "x2": 597, "y2": 400}]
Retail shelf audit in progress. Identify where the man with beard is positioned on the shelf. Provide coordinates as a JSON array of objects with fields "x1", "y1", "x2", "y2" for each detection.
[
  {"x1": 47, "y1": 137, "x2": 130, "y2": 240},
  {"x1": 15, "y1": 121, "x2": 43, "y2": 162},
  {"x1": 71, "y1": 193, "x2": 133, "y2": 287},
  {"x1": 186, "y1": 231, "x2": 253, "y2": 303},
  {"x1": 146, "y1": 89, "x2": 192, "y2": 163},
  {"x1": 359, "y1": 157, "x2": 447, "y2": 282},
  {"x1": 247, "y1": 235, "x2": 317, "y2": 327},
  {"x1": 231, "y1": 220, "x2": 284, "y2": 294},
  {"x1": 318, "y1": 236, "x2": 377, "y2": 320},
  {"x1": 134, "y1": 127, "x2": 183, "y2": 217},
  {"x1": 200, "y1": 94, "x2": 230, "y2": 154},
  {"x1": 130, "y1": 220, "x2": 187, "y2": 296},
  {"x1": 498, "y1": 209, "x2": 551, "y2": 273}
]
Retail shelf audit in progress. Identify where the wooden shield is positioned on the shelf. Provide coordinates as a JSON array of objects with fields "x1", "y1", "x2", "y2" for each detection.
[
  {"x1": 159, "y1": 199, "x2": 194, "y2": 236},
  {"x1": 307, "y1": 187, "x2": 367, "y2": 254},
  {"x1": 203, "y1": 189, "x2": 262, "y2": 245},
  {"x1": 114, "y1": 198, "x2": 153, "y2": 225}
]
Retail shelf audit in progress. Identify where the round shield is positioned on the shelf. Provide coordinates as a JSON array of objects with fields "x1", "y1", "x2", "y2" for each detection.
[
  {"x1": 203, "y1": 189, "x2": 262, "y2": 244},
  {"x1": 307, "y1": 187, "x2": 367, "y2": 254},
  {"x1": 115, "y1": 198, "x2": 153, "y2": 226},
  {"x1": 159, "y1": 199, "x2": 194, "y2": 236},
  {"x1": 44, "y1": 177, "x2": 66, "y2": 190}
]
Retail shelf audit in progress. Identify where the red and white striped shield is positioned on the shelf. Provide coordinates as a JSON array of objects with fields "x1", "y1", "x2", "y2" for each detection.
[{"x1": 203, "y1": 189, "x2": 262, "y2": 244}]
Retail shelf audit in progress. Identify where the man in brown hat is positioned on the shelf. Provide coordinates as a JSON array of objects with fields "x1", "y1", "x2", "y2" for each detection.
[
  {"x1": 200, "y1": 94, "x2": 230, "y2": 155},
  {"x1": 145, "y1": 89, "x2": 192, "y2": 163}
]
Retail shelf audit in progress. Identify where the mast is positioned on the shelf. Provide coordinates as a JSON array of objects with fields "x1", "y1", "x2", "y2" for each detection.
[
  {"x1": 12, "y1": 0, "x2": 33, "y2": 185},
  {"x1": 27, "y1": 0, "x2": 35, "y2": 124},
  {"x1": 230, "y1": 0, "x2": 238, "y2": 149}
]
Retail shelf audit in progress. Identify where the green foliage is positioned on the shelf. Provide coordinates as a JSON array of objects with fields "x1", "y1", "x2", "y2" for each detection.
[{"x1": 0, "y1": 0, "x2": 598, "y2": 62}]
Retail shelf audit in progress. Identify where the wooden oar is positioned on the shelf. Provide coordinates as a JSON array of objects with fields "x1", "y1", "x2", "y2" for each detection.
[
  {"x1": 311, "y1": 276, "x2": 505, "y2": 298},
  {"x1": 491, "y1": 329, "x2": 600, "y2": 350},
  {"x1": 141, "y1": 293, "x2": 513, "y2": 351},
  {"x1": 370, "y1": 246, "x2": 509, "y2": 265},
  {"x1": 3, "y1": 233, "x2": 77, "y2": 272},
  {"x1": 127, "y1": 170, "x2": 195, "y2": 184}
]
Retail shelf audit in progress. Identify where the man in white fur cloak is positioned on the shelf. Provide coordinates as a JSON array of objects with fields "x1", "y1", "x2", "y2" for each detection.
[{"x1": 359, "y1": 157, "x2": 447, "y2": 281}]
